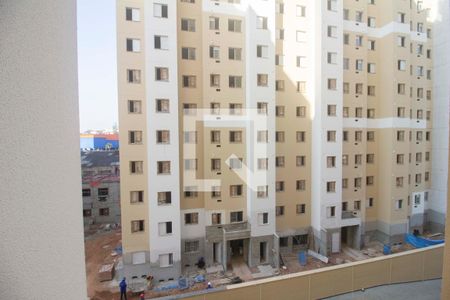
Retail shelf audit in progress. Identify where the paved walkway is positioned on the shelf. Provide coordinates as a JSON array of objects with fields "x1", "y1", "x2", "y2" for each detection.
[
  {"x1": 231, "y1": 256, "x2": 253, "y2": 281},
  {"x1": 326, "y1": 279, "x2": 441, "y2": 300}
]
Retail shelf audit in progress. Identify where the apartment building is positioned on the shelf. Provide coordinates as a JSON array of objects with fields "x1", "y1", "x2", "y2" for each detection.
[{"x1": 117, "y1": 0, "x2": 446, "y2": 282}]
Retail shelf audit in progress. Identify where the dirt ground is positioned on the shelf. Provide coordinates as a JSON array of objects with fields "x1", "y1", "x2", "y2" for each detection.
[{"x1": 84, "y1": 227, "x2": 129, "y2": 300}]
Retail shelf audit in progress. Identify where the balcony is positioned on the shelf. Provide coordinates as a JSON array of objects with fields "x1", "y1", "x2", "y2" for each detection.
[
  {"x1": 206, "y1": 222, "x2": 251, "y2": 242},
  {"x1": 341, "y1": 211, "x2": 361, "y2": 227}
]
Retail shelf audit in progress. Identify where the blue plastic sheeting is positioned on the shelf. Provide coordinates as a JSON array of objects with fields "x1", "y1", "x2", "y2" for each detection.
[
  {"x1": 404, "y1": 234, "x2": 444, "y2": 248},
  {"x1": 153, "y1": 281, "x2": 179, "y2": 292},
  {"x1": 383, "y1": 244, "x2": 391, "y2": 255},
  {"x1": 194, "y1": 274, "x2": 205, "y2": 283}
]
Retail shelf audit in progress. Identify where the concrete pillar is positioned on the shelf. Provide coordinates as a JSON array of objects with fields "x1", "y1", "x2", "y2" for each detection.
[{"x1": 0, "y1": 1, "x2": 87, "y2": 299}]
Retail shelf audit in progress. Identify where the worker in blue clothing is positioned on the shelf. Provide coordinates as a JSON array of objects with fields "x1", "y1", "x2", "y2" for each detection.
[{"x1": 119, "y1": 277, "x2": 128, "y2": 300}]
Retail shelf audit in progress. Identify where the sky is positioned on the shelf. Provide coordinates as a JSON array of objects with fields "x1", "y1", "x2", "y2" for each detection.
[{"x1": 77, "y1": 0, "x2": 118, "y2": 132}]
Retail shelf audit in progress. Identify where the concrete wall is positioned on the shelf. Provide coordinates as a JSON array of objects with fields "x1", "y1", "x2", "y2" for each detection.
[
  {"x1": 0, "y1": 1, "x2": 87, "y2": 299},
  {"x1": 180, "y1": 244, "x2": 443, "y2": 300}
]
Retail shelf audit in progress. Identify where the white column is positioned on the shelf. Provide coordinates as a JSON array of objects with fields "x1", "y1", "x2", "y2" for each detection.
[{"x1": 0, "y1": 1, "x2": 87, "y2": 299}]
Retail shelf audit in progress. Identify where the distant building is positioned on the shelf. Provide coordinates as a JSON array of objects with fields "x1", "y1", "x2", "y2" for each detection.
[
  {"x1": 81, "y1": 150, "x2": 120, "y2": 226},
  {"x1": 80, "y1": 134, "x2": 119, "y2": 150}
]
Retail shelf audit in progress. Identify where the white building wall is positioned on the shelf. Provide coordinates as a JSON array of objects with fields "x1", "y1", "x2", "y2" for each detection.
[
  {"x1": 144, "y1": 0, "x2": 181, "y2": 265},
  {"x1": 245, "y1": 0, "x2": 277, "y2": 238},
  {"x1": 0, "y1": 1, "x2": 87, "y2": 299}
]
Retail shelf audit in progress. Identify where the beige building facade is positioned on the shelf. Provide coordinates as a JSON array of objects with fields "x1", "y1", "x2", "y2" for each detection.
[{"x1": 117, "y1": 0, "x2": 447, "y2": 282}]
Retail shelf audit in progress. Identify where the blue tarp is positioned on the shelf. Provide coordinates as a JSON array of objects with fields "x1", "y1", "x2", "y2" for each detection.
[{"x1": 405, "y1": 234, "x2": 444, "y2": 248}]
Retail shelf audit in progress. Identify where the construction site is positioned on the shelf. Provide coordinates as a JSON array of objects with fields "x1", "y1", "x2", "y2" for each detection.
[{"x1": 85, "y1": 224, "x2": 443, "y2": 300}]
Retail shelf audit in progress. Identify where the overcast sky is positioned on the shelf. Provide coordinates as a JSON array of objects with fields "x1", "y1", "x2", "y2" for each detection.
[{"x1": 77, "y1": 0, "x2": 118, "y2": 132}]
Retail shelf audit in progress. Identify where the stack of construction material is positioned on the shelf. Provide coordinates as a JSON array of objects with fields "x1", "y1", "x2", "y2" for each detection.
[{"x1": 98, "y1": 263, "x2": 115, "y2": 281}]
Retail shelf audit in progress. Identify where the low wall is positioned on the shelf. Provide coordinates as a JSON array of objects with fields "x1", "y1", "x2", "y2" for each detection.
[{"x1": 178, "y1": 244, "x2": 443, "y2": 300}]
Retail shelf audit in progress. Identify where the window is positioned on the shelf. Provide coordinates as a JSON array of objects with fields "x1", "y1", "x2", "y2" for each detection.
[
  {"x1": 275, "y1": 80, "x2": 284, "y2": 91},
  {"x1": 157, "y1": 161, "x2": 170, "y2": 174},
  {"x1": 229, "y1": 76, "x2": 242, "y2": 88},
  {"x1": 276, "y1": 131, "x2": 285, "y2": 143},
  {"x1": 229, "y1": 103, "x2": 242, "y2": 115},
  {"x1": 368, "y1": 40, "x2": 376, "y2": 50},
  {"x1": 211, "y1": 213, "x2": 222, "y2": 225},
  {"x1": 257, "y1": 45, "x2": 268, "y2": 58},
  {"x1": 355, "y1": 130, "x2": 362, "y2": 141},
  {"x1": 276, "y1": 206, "x2": 285, "y2": 217},
  {"x1": 355, "y1": 107, "x2": 363, "y2": 118},
  {"x1": 210, "y1": 130, "x2": 220, "y2": 143},
  {"x1": 210, "y1": 102, "x2": 220, "y2": 115},
  {"x1": 416, "y1": 66, "x2": 424, "y2": 77},
  {"x1": 342, "y1": 155, "x2": 348, "y2": 165},
  {"x1": 327, "y1": 52, "x2": 337, "y2": 64},
  {"x1": 257, "y1": 102, "x2": 268, "y2": 115},
  {"x1": 153, "y1": 3, "x2": 168, "y2": 18},
  {"x1": 367, "y1": 154, "x2": 374, "y2": 164},
  {"x1": 126, "y1": 7, "x2": 140, "y2": 21},
  {"x1": 327, "y1": 130, "x2": 336, "y2": 142},
  {"x1": 417, "y1": 22, "x2": 424, "y2": 33},
  {"x1": 185, "y1": 241, "x2": 199, "y2": 253},
  {"x1": 367, "y1": 131, "x2": 375, "y2": 141},
  {"x1": 211, "y1": 186, "x2": 221, "y2": 198},
  {"x1": 158, "y1": 191, "x2": 171, "y2": 205},
  {"x1": 257, "y1": 74, "x2": 268, "y2": 87},
  {"x1": 276, "y1": 106, "x2": 285, "y2": 117},
  {"x1": 396, "y1": 177, "x2": 404, "y2": 187},
  {"x1": 327, "y1": 0, "x2": 337, "y2": 11},
  {"x1": 158, "y1": 221, "x2": 173, "y2": 235},
  {"x1": 130, "y1": 161, "x2": 143, "y2": 174},
  {"x1": 129, "y1": 130, "x2": 143, "y2": 144},
  {"x1": 398, "y1": 83, "x2": 405, "y2": 95},
  {"x1": 368, "y1": 17, "x2": 376, "y2": 27},
  {"x1": 184, "y1": 159, "x2": 197, "y2": 171},
  {"x1": 296, "y1": 31, "x2": 306, "y2": 42},
  {"x1": 83, "y1": 209, "x2": 92, "y2": 217},
  {"x1": 154, "y1": 35, "x2": 168, "y2": 50},
  {"x1": 228, "y1": 19, "x2": 242, "y2": 32},
  {"x1": 293, "y1": 81, "x2": 304, "y2": 94},
  {"x1": 327, "y1": 105, "x2": 336, "y2": 116},
  {"x1": 366, "y1": 176, "x2": 374, "y2": 186},
  {"x1": 327, "y1": 26, "x2": 337, "y2": 38},
  {"x1": 210, "y1": 74, "x2": 220, "y2": 87},
  {"x1": 209, "y1": 17, "x2": 219, "y2": 30},
  {"x1": 256, "y1": 16, "x2": 268, "y2": 29},
  {"x1": 128, "y1": 100, "x2": 142, "y2": 114},
  {"x1": 327, "y1": 156, "x2": 336, "y2": 168},
  {"x1": 296, "y1": 5, "x2": 306, "y2": 17},
  {"x1": 206, "y1": 46, "x2": 219, "y2": 61},
  {"x1": 356, "y1": 59, "x2": 363, "y2": 71},
  {"x1": 367, "y1": 109, "x2": 375, "y2": 119},
  {"x1": 130, "y1": 191, "x2": 144, "y2": 204},
  {"x1": 229, "y1": 130, "x2": 242, "y2": 143},
  {"x1": 327, "y1": 181, "x2": 336, "y2": 193},
  {"x1": 355, "y1": 35, "x2": 363, "y2": 47},
  {"x1": 368, "y1": 63, "x2": 376, "y2": 74},
  {"x1": 354, "y1": 177, "x2": 362, "y2": 188},
  {"x1": 354, "y1": 201, "x2": 361, "y2": 211},
  {"x1": 276, "y1": 181, "x2": 284, "y2": 192},
  {"x1": 355, "y1": 11, "x2": 363, "y2": 22},
  {"x1": 185, "y1": 213, "x2": 199, "y2": 225},
  {"x1": 397, "y1": 130, "x2": 405, "y2": 141},
  {"x1": 296, "y1": 180, "x2": 306, "y2": 191},
  {"x1": 343, "y1": 9, "x2": 349, "y2": 20},
  {"x1": 230, "y1": 211, "x2": 243, "y2": 223},
  {"x1": 342, "y1": 179, "x2": 348, "y2": 189},
  {"x1": 182, "y1": 75, "x2": 196, "y2": 88},
  {"x1": 257, "y1": 186, "x2": 269, "y2": 198},
  {"x1": 258, "y1": 212, "x2": 269, "y2": 225},
  {"x1": 297, "y1": 56, "x2": 307, "y2": 68},
  {"x1": 355, "y1": 154, "x2": 362, "y2": 165},
  {"x1": 131, "y1": 220, "x2": 145, "y2": 233},
  {"x1": 228, "y1": 47, "x2": 242, "y2": 60},
  {"x1": 398, "y1": 60, "x2": 406, "y2": 71},
  {"x1": 126, "y1": 38, "x2": 140, "y2": 52},
  {"x1": 159, "y1": 253, "x2": 173, "y2": 267},
  {"x1": 296, "y1": 204, "x2": 306, "y2": 214},
  {"x1": 327, "y1": 206, "x2": 336, "y2": 218},
  {"x1": 256, "y1": 130, "x2": 267, "y2": 142},
  {"x1": 296, "y1": 131, "x2": 306, "y2": 142},
  {"x1": 127, "y1": 69, "x2": 141, "y2": 83},
  {"x1": 296, "y1": 106, "x2": 306, "y2": 117},
  {"x1": 275, "y1": 156, "x2": 285, "y2": 167},
  {"x1": 279, "y1": 237, "x2": 288, "y2": 247},
  {"x1": 276, "y1": 28, "x2": 284, "y2": 40},
  {"x1": 275, "y1": 55, "x2": 284, "y2": 66},
  {"x1": 153, "y1": 99, "x2": 169, "y2": 113},
  {"x1": 181, "y1": 18, "x2": 196, "y2": 31},
  {"x1": 343, "y1": 131, "x2": 348, "y2": 141},
  {"x1": 230, "y1": 185, "x2": 243, "y2": 197},
  {"x1": 396, "y1": 199, "x2": 403, "y2": 210},
  {"x1": 82, "y1": 189, "x2": 91, "y2": 197},
  {"x1": 344, "y1": 34, "x2": 349, "y2": 45},
  {"x1": 181, "y1": 47, "x2": 196, "y2": 60},
  {"x1": 397, "y1": 12, "x2": 405, "y2": 23},
  {"x1": 296, "y1": 156, "x2": 306, "y2": 167},
  {"x1": 156, "y1": 130, "x2": 170, "y2": 144},
  {"x1": 397, "y1": 36, "x2": 406, "y2": 47},
  {"x1": 257, "y1": 158, "x2": 268, "y2": 170},
  {"x1": 155, "y1": 67, "x2": 169, "y2": 81},
  {"x1": 277, "y1": 2, "x2": 284, "y2": 14},
  {"x1": 328, "y1": 79, "x2": 337, "y2": 90}
]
